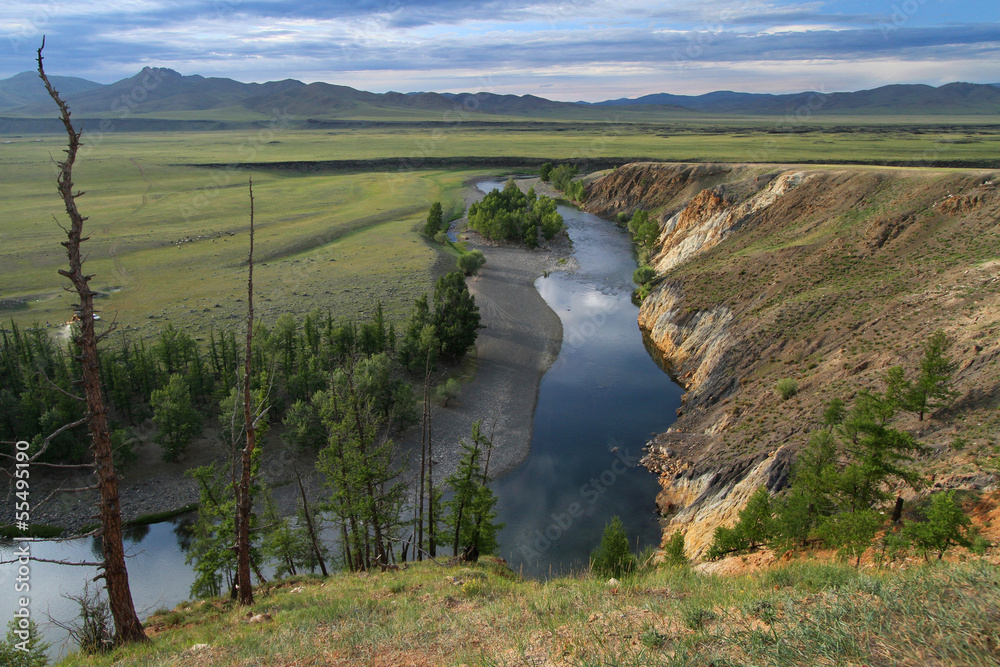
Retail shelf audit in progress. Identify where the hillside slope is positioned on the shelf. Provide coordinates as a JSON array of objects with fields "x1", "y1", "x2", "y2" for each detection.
[
  {"x1": 584, "y1": 163, "x2": 1000, "y2": 557},
  {"x1": 56, "y1": 558, "x2": 1000, "y2": 666},
  {"x1": 596, "y1": 82, "x2": 1000, "y2": 115}
]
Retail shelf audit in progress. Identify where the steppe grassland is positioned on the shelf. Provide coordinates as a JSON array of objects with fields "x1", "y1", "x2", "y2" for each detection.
[
  {"x1": 1, "y1": 120, "x2": 998, "y2": 335},
  {"x1": 131, "y1": 122, "x2": 1000, "y2": 165},
  {"x1": 0, "y1": 133, "x2": 482, "y2": 335}
]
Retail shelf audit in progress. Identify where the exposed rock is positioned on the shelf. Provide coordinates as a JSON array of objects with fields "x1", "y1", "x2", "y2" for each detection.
[
  {"x1": 657, "y1": 447, "x2": 793, "y2": 558},
  {"x1": 651, "y1": 171, "x2": 806, "y2": 273},
  {"x1": 637, "y1": 283, "x2": 735, "y2": 401},
  {"x1": 586, "y1": 162, "x2": 1000, "y2": 560}
]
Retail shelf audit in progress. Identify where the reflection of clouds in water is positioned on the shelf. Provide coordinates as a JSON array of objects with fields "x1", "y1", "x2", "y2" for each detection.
[{"x1": 486, "y1": 184, "x2": 682, "y2": 578}]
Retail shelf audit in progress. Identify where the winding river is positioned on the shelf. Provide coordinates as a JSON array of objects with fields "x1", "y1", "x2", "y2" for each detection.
[
  {"x1": 0, "y1": 179, "x2": 682, "y2": 657},
  {"x1": 482, "y1": 180, "x2": 683, "y2": 577}
]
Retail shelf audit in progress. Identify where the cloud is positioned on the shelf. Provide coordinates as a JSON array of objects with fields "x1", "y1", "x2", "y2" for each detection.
[{"x1": 1, "y1": 0, "x2": 997, "y2": 100}]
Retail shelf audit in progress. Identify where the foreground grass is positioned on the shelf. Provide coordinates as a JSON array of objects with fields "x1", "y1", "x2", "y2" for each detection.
[{"x1": 57, "y1": 558, "x2": 1000, "y2": 666}]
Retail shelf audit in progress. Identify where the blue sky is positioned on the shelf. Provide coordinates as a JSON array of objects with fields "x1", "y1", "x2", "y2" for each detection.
[{"x1": 2, "y1": 0, "x2": 997, "y2": 100}]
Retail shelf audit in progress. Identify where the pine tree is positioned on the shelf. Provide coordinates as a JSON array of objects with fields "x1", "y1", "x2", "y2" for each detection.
[
  {"x1": 903, "y1": 490, "x2": 972, "y2": 560},
  {"x1": 444, "y1": 421, "x2": 503, "y2": 559},
  {"x1": 0, "y1": 618, "x2": 49, "y2": 667},
  {"x1": 150, "y1": 360, "x2": 202, "y2": 462},
  {"x1": 906, "y1": 331, "x2": 957, "y2": 421},
  {"x1": 433, "y1": 272, "x2": 481, "y2": 362},
  {"x1": 424, "y1": 201, "x2": 444, "y2": 237},
  {"x1": 591, "y1": 516, "x2": 636, "y2": 578}
]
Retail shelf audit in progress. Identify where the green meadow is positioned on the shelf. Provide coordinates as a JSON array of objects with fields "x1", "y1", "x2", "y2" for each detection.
[
  {"x1": 1, "y1": 118, "x2": 998, "y2": 338},
  {"x1": 0, "y1": 133, "x2": 484, "y2": 336}
]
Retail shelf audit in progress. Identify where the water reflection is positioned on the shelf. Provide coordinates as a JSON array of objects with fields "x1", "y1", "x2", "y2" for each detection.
[
  {"x1": 492, "y1": 200, "x2": 684, "y2": 578},
  {"x1": 0, "y1": 516, "x2": 198, "y2": 660}
]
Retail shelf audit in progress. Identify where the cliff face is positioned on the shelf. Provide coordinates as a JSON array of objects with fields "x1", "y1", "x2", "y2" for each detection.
[
  {"x1": 652, "y1": 171, "x2": 807, "y2": 273},
  {"x1": 585, "y1": 163, "x2": 1000, "y2": 558}
]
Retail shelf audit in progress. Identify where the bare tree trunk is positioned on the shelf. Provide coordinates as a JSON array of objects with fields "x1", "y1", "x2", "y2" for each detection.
[
  {"x1": 36, "y1": 41, "x2": 147, "y2": 645},
  {"x1": 295, "y1": 468, "x2": 328, "y2": 577},
  {"x1": 416, "y1": 368, "x2": 429, "y2": 561},
  {"x1": 427, "y1": 390, "x2": 435, "y2": 558},
  {"x1": 235, "y1": 179, "x2": 256, "y2": 606}
]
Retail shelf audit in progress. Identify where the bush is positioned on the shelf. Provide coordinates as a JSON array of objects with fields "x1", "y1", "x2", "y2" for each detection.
[
  {"x1": 591, "y1": 516, "x2": 637, "y2": 579},
  {"x1": 457, "y1": 250, "x2": 486, "y2": 276},
  {"x1": 435, "y1": 378, "x2": 461, "y2": 406},
  {"x1": 633, "y1": 265, "x2": 656, "y2": 287},
  {"x1": 902, "y1": 490, "x2": 972, "y2": 560},
  {"x1": 707, "y1": 487, "x2": 774, "y2": 560},
  {"x1": 549, "y1": 164, "x2": 578, "y2": 191},
  {"x1": 776, "y1": 378, "x2": 799, "y2": 400},
  {"x1": 663, "y1": 530, "x2": 687, "y2": 566}
]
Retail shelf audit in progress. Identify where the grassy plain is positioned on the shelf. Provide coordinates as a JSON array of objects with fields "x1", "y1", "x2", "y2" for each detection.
[
  {"x1": 0, "y1": 133, "x2": 485, "y2": 336},
  {"x1": 1, "y1": 117, "x2": 998, "y2": 337}
]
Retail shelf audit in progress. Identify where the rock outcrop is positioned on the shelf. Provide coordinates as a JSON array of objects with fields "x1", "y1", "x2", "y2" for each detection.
[{"x1": 585, "y1": 163, "x2": 1000, "y2": 558}]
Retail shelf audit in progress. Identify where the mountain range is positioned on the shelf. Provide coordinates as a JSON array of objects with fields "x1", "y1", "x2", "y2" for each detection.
[{"x1": 2, "y1": 68, "x2": 999, "y2": 121}]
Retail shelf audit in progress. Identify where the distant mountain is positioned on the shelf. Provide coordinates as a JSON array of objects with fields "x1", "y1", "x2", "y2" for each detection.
[
  {"x1": 0, "y1": 71, "x2": 102, "y2": 109},
  {"x1": 2, "y1": 68, "x2": 998, "y2": 121},
  {"x1": 597, "y1": 83, "x2": 1000, "y2": 115},
  {"x1": 0, "y1": 68, "x2": 583, "y2": 120}
]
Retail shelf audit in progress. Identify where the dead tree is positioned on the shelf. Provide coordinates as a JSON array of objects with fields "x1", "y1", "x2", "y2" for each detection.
[
  {"x1": 36, "y1": 40, "x2": 147, "y2": 644},
  {"x1": 295, "y1": 468, "x2": 328, "y2": 576},
  {"x1": 235, "y1": 179, "x2": 257, "y2": 606}
]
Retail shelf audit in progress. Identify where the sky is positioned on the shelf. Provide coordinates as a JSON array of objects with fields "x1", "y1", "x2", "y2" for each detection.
[{"x1": 2, "y1": 0, "x2": 998, "y2": 101}]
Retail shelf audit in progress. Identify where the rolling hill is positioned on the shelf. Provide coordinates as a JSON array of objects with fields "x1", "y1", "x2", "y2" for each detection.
[
  {"x1": 0, "y1": 67, "x2": 589, "y2": 121},
  {"x1": 2, "y1": 68, "x2": 999, "y2": 123},
  {"x1": 0, "y1": 71, "x2": 102, "y2": 109},
  {"x1": 597, "y1": 82, "x2": 1000, "y2": 115}
]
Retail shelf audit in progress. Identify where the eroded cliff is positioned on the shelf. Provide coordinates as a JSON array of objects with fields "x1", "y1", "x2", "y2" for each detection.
[{"x1": 585, "y1": 163, "x2": 1000, "y2": 558}]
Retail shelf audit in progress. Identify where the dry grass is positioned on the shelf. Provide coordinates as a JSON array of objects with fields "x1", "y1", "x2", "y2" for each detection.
[{"x1": 55, "y1": 557, "x2": 1000, "y2": 666}]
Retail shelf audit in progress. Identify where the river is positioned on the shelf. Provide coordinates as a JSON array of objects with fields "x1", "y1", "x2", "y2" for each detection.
[
  {"x1": 481, "y1": 180, "x2": 683, "y2": 577},
  {"x1": 0, "y1": 178, "x2": 682, "y2": 658}
]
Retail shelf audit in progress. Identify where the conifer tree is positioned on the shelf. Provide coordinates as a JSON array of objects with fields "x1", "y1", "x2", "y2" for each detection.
[{"x1": 444, "y1": 421, "x2": 504, "y2": 559}]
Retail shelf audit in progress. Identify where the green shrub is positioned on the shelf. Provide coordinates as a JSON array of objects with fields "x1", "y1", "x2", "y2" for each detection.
[
  {"x1": 633, "y1": 265, "x2": 656, "y2": 287},
  {"x1": 776, "y1": 378, "x2": 799, "y2": 400},
  {"x1": 902, "y1": 490, "x2": 972, "y2": 560},
  {"x1": 457, "y1": 249, "x2": 486, "y2": 276},
  {"x1": 662, "y1": 530, "x2": 687, "y2": 566},
  {"x1": 591, "y1": 516, "x2": 637, "y2": 579},
  {"x1": 435, "y1": 378, "x2": 461, "y2": 406},
  {"x1": 707, "y1": 487, "x2": 774, "y2": 560}
]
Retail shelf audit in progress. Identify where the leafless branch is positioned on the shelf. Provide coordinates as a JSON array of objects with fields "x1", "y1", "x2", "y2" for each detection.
[
  {"x1": 22, "y1": 416, "x2": 90, "y2": 465},
  {"x1": 0, "y1": 556, "x2": 102, "y2": 567},
  {"x1": 40, "y1": 369, "x2": 87, "y2": 403},
  {"x1": 0, "y1": 454, "x2": 94, "y2": 469}
]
